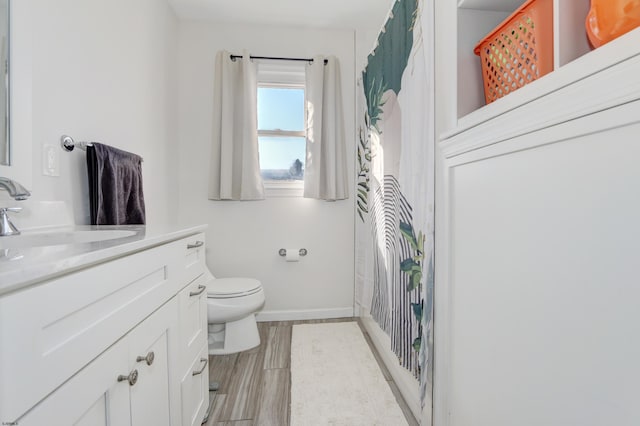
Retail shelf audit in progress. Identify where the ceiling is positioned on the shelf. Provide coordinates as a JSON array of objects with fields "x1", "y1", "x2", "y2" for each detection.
[{"x1": 168, "y1": 0, "x2": 394, "y2": 30}]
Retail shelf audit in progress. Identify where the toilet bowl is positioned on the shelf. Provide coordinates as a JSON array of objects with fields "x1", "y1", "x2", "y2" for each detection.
[{"x1": 204, "y1": 269, "x2": 265, "y2": 355}]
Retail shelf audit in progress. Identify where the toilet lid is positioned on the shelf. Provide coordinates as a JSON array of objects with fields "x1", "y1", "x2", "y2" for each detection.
[{"x1": 206, "y1": 277, "x2": 262, "y2": 298}]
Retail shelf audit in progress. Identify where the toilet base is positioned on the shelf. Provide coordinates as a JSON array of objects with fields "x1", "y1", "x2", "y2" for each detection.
[{"x1": 208, "y1": 314, "x2": 260, "y2": 355}]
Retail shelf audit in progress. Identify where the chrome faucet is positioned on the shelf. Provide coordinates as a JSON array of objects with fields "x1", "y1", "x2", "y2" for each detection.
[{"x1": 0, "y1": 177, "x2": 31, "y2": 201}]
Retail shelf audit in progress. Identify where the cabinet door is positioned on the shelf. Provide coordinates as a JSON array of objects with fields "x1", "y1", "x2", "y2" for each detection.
[
  {"x1": 128, "y1": 300, "x2": 176, "y2": 426},
  {"x1": 178, "y1": 274, "x2": 208, "y2": 366},
  {"x1": 180, "y1": 346, "x2": 209, "y2": 426},
  {"x1": 18, "y1": 336, "x2": 131, "y2": 426}
]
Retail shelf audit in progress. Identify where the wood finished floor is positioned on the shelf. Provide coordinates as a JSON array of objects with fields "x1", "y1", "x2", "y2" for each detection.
[{"x1": 204, "y1": 318, "x2": 419, "y2": 426}]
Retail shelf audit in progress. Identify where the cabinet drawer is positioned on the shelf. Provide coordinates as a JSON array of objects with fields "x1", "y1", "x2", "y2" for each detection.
[
  {"x1": 178, "y1": 274, "x2": 209, "y2": 368},
  {"x1": 181, "y1": 233, "x2": 206, "y2": 285},
  {"x1": 0, "y1": 242, "x2": 182, "y2": 421},
  {"x1": 180, "y1": 345, "x2": 209, "y2": 426}
]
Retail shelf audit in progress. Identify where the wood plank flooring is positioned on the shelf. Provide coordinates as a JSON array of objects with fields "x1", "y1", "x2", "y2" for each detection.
[{"x1": 204, "y1": 318, "x2": 419, "y2": 426}]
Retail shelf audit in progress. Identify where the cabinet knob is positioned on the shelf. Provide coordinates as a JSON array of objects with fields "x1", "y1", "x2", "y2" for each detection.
[
  {"x1": 136, "y1": 351, "x2": 155, "y2": 366},
  {"x1": 192, "y1": 358, "x2": 209, "y2": 376},
  {"x1": 187, "y1": 241, "x2": 204, "y2": 249},
  {"x1": 117, "y1": 369, "x2": 139, "y2": 386},
  {"x1": 189, "y1": 285, "x2": 207, "y2": 297}
]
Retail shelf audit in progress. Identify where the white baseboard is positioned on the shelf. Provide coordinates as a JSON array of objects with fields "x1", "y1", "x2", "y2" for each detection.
[
  {"x1": 255, "y1": 307, "x2": 354, "y2": 322},
  {"x1": 359, "y1": 312, "x2": 421, "y2": 422}
]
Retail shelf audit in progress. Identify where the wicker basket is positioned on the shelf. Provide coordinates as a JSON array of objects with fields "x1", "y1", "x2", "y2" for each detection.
[{"x1": 474, "y1": 0, "x2": 554, "y2": 104}]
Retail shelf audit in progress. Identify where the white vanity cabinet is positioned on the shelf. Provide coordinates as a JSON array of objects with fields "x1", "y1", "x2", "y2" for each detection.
[{"x1": 0, "y1": 229, "x2": 208, "y2": 426}]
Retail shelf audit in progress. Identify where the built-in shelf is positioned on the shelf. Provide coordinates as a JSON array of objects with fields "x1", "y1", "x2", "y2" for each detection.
[
  {"x1": 454, "y1": 0, "x2": 593, "y2": 126},
  {"x1": 442, "y1": 27, "x2": 640, "y2": 145}
]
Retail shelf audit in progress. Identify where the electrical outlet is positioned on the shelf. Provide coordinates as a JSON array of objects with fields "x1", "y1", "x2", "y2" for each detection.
[{"x1": 42, "y1": 144, "x2": 60, "y2": 176}]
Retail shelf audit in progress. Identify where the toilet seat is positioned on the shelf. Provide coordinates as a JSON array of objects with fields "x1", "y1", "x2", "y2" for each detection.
[{"x1": 206, "y1": 277, "x2": 262, "y2": 299}]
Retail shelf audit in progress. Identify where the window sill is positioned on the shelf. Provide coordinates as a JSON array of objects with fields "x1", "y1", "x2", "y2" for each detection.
[{"x1": 263, "y1": 181, "x2": 304, "y2": 198}]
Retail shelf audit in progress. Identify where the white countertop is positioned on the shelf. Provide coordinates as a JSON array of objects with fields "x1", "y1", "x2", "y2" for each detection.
[{"x1": 0, "y1": 224, "x2": 207, "y2": 296}]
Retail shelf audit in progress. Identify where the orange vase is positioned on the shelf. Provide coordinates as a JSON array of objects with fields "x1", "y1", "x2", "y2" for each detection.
[{"x1": 586, "y1": 0, "x2": 640, "y2": 48}]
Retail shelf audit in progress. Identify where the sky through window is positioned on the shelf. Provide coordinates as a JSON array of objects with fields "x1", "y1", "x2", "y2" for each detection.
[{"x1": 258, "y1": 87, "x2": 305, "y2": 179}]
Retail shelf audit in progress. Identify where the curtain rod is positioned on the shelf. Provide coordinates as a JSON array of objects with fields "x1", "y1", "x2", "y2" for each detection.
[{"x1": 229, "y1": 54, "x2": 328, "y2": 65}]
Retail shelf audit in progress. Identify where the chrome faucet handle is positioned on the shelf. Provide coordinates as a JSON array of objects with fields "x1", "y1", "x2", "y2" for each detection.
[{"x1": 0, "y1": 207, "x2": 22, "y2": 236}]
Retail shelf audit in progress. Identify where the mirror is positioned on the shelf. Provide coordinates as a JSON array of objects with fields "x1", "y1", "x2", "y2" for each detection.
[
  {"x1": 0, "y1": 0, "x2": 8, "y2": 165},
  {"x1": 0, "y1": 0, "x2": 33, "y2": 189}
]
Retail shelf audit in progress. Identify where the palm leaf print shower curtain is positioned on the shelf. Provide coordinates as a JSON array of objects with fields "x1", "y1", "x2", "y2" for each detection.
[{"x1": 355, "y1": 0, "x2": 434, "y2": 418}]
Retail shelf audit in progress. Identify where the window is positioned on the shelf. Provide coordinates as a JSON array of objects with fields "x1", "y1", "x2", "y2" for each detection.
[{"x1": 257, "y1": 62, "x2": 306, "y2": 195}]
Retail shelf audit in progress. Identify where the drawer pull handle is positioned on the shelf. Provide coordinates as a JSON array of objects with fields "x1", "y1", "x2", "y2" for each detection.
[
  {"x1": 187, "y1": 241, "x2": 204, "y2": 249},
  {"x1": 192, "y1": 358, "x2": 208, "y2": 376},
  {"x1": 136, "y1": 351, "x2": 155, "y2": 366},
  {"x1": 117, "y1": 369, "x2": 139, "y2": 386},
  {"x1": 189, "y1": 285, "x2": 207, "y2": 297}
]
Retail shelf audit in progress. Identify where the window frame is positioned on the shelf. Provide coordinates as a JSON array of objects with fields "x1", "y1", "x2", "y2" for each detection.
[{"x1": 256, "y1": 62, "x2": 307, "y2": 197}]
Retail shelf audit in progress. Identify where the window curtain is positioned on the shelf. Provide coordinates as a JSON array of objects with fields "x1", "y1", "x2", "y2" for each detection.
[
  {"x1": 208, "y1": 50, "x2": 265, "y2": 201},
  {"x1": 304, "y1": 56, "x2": 349, "y2": 201}
]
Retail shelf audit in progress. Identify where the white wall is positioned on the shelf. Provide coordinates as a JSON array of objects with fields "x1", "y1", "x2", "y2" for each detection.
[
  {"x1": 2, "y1": 0, "x2": 179, "y2": 227},
  {"x1": 177, "y1": 22, "x2": 356, "y2": 318}
]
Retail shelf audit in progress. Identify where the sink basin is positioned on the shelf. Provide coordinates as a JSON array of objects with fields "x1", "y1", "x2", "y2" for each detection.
[{"x1": 0, "y1": 229, "x2": 138, "y2": 249}]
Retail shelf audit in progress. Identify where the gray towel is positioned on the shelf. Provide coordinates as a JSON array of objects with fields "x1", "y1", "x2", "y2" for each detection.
[{"x1": 86, "y1": 143, "x2": 145, "y2": 225}]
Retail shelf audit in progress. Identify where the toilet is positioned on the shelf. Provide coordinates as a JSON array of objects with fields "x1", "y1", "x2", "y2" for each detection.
[{"x1": 204, "y1": 269, "x2": 265, "y2": 355}]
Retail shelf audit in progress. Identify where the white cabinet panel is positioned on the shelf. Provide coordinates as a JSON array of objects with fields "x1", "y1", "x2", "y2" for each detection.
[
  {"x1": 180, "y1": 346, "x2": 209, "y2": 426},
  {"x1": 178, "y1": 274, "x2": 208, "y2": 366},
  {"x1": 128, "y1": 301, "x2": 176, "y2": 426},
  {"x1": 176, "y1": 272, "x2": 209, "y2": 426},
  {"x1": 19, "y1": 298, "x2": 181, "y2": 426},
  {"x1": 74, "y1": 395, "x2": 108, "y2": 426},
  {"x1": 445, "y1": 107, "x2": 640, "y2": 426},
  {"x1": 19, "y1": 334, "x2": 131, "y2": 426}
]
